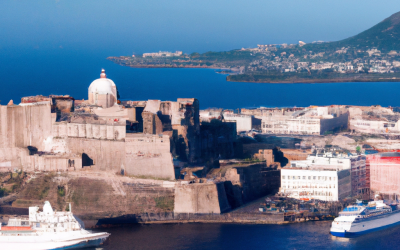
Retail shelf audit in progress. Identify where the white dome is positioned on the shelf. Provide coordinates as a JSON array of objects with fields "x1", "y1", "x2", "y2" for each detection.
[
  {"x1": 88, "y1": 69, "x2": 116, "y2": 96},
  {"x1": 89, "y1": 78, "x2": 116, "y2": 95}
]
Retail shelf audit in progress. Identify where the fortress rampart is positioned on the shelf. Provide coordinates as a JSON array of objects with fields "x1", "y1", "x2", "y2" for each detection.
[{"x1": 0, "y1": 100, "x2": 175, "y2": 180}]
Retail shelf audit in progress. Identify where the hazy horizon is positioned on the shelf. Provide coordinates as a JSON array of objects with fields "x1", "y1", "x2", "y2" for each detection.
[{"x1": 1, "y1": 1, "x2": 400, "y2": 55}]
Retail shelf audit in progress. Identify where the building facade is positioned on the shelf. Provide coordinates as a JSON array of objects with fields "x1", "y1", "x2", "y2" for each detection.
[
  {"x1": 367, "y1": 152, "x2": 400, "y2": 199},
  {"x1": 280, "y1": 167, "x2": 351, "y2": 201},
  {"x1": 289, "y1": 152, "x2": 369, "y2": 198},
  {"x1": 261, "y1": 107, "x2": 348, "y2": 135}
]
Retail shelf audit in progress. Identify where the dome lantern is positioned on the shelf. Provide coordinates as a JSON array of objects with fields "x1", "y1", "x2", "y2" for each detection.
[{"x1": 100, "y1": 69, "x2": 106, "y2": 78}]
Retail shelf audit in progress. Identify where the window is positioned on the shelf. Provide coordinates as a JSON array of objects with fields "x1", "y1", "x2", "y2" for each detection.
[
  {"x1": 329, "y1": 177, "x2": 331, "y2": 181},
  {"x1": 288, "y1": 176, "x2": 291, "y2": 180},
  {"x1": 282, "y1": 176, "x2": 286, "y2": 179},
  {"x1": 308, "y1": 176, "x2": 311, "y2": 180},
  {"x1": 298, "y1": 176, "x2": 301, "y2": 180},
  {"x1": 313, "y1": 176, "x2": 316, "y2": 180},
  {"x1": 303, "y1": 176, "x2": 306, "y2": 180},
  {"x1": 318, "y1": 176, "x2": 321, "y2": 180}
]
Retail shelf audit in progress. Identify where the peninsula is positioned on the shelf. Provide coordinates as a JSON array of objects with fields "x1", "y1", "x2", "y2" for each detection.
[{"x1": 108, "y1": 11, "x2": 400, "y2": 84}]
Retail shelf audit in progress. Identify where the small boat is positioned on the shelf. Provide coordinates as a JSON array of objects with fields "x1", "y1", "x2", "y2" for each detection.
[{"x1": 0, "y1": 201, "x2": 110, "y2": 250}]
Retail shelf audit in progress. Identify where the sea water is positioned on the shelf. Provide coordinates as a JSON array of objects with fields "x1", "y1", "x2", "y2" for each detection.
[
  {"x1": 1, "y1": 48, "x2": 400, "y2": 109},
  {"x1": 90, "y1": 221, "x2": 400, "y2": 250}
]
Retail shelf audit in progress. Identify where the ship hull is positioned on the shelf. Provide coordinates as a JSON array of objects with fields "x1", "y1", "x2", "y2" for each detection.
[
  {"x1": 0, "y1": 232, "x2": 109, "y2": 250},
  {"x1": 330, "y1": 210, "x2": 400, "y2": 237}
]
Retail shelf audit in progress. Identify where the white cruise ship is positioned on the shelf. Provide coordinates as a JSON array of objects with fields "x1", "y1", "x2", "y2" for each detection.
[
  {"x1": 330, "y1": 200, "x2": 400, "y2": 237},
  {"x1": 0, "y1": 201, "x2": 110, "y2": 250}
]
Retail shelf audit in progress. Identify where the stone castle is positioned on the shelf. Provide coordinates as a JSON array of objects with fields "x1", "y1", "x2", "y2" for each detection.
[
  {"x1": 0, "y1": 69, "x2": 284, "y2": 217},
  {"x1": 0, "y1": 69, "x2": 208, "y2": 180}
]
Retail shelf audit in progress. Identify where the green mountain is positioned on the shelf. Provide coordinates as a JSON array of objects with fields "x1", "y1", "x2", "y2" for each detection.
[{"x1": 306, "y1": 11, "x2": 400, "y2": 52}]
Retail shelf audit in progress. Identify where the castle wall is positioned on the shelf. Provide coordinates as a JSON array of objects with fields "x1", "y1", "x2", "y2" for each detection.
[
  {"x1": 30, "y1": 155, "x2": 82, "y2": 172},
  {"x1": 66, "y1": 137, "x2": 125, "y2": 171},
  {"x1": 125, "y1": 134, "x2": 175, "y2": 180},
  {"x1": 7, "y1": 106, "x2": 26, "y2": 148},
  {"x1": 23, "y1": 104, "x2": 53, "y2": 150},
  {"x1": 0, "y1": 104, "x2": 52, "y2": 151},
  {"x1": 224, "y1": 163, "x2": 281, "y2": 204},
  {"x1": 0, "y1": 147, "x2": 30, "y2": 171},
  {"x1": 0, "y1": 147, "x2": 81, "y2": 173},
  {"x1": 174, "y1": 183, "x2": 230, "y2": 214},
  {"x1": 52, "y1": 122, "x2": 125, "y2": 141},
  {"x1": 0, "y1": 103, "x2": 173, "y2": 179}
]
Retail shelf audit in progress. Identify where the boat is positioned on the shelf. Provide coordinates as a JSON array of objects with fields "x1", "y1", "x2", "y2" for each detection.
[
  {"x1": 0, "y1": 201, "x2": 110, "y2": 250},
  {"x1": 330, "y1": 200, "x2": 400, "y2": 237}
]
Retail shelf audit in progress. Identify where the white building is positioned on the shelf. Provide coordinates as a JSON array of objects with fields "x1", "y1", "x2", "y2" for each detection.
[
  {"x1": 262, "y1": 116, "x2": 320, "y2": 135},
  {"x1": 280, "y1": 167, "x2": 350, "y2": 201},
  {"x1": 223, "y1": 114, "x2": 253, "y2": 132},
  {"x1": 350, "y1": 118, "x2": 400, "y2": 134},
  {"x1": 143, "y1": 51, "x2": 183, "y2": 58},
  {"x1": 261, "y1": 107, "x2": 348, "y2": 135},
  {"x1": 281, "y1": 151, "x2": 367, "y2": 201}
]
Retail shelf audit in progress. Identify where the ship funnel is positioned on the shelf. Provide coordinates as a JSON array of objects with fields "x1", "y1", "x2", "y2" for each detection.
[{"x1": 43, "y1": 201, "x2": 54, "y2": 215}]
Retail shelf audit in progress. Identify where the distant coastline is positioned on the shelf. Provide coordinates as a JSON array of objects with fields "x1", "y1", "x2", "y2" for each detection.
[
  {"x1": 226, "y1": 75, "x2": 400, "y2": 84},
  {"x1": 107, "y1": 56, "x2": 400, "y2": 84}
]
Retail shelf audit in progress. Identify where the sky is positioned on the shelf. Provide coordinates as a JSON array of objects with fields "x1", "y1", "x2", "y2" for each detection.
[{"x1": 1, "y1": 0, "x2": 400, "y2": 55}]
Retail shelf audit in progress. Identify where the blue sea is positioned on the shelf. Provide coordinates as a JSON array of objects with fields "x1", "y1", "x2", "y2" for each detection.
[
  {"x1": 1, "y1": 48, "x2": 400, "y2": 109},
  {"x1": 91, "y1": 222, "x2": 400, "y2": 250}
]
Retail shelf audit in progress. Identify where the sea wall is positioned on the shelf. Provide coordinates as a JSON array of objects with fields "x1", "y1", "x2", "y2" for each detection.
[{"x1": 91, "y1": 212, "x2": 284, "y2": 227}]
